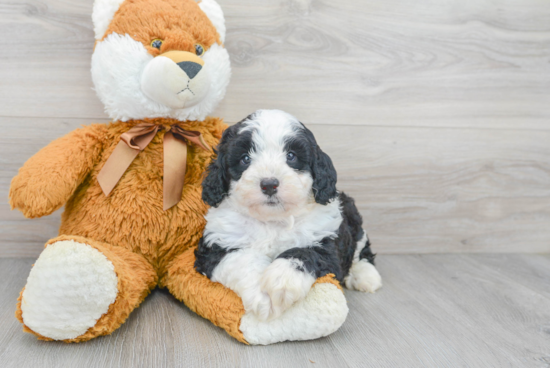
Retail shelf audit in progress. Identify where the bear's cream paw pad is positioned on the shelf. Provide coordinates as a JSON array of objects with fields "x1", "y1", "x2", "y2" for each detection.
[
  {"x1": 21, "y1": 241, "x2": 118, "y2": 340},
  {"x1": 240, "y1": 282, "x2": 348, "y2": 345}
]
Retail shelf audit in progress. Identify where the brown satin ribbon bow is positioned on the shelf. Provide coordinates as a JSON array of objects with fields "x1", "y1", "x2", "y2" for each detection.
[{"x1": 97, "y1": 123, "x2": 210, "y2": 211}]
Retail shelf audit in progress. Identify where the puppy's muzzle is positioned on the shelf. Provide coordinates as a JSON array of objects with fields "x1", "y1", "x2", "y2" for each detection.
[{"x1": 260, "y1": 178, "x2": 279, "y2": 196}]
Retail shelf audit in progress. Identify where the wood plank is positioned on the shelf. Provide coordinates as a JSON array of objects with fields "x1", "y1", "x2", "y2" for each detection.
[
  {"x1": 311, "y1": 123, "x2": 550, "y2": 254},
  {"x1": 333, "y1": 254, "x2": 550, "y2": 367},
  {"x1": 2, "y1": 117, "x2": 549, "y2": 256},
  {"x1": 0, "y1": 0, "x2": 549, "y2": 129},
  {"x1": 0, "y1": 255, "x2": 549, "y2": 367}
]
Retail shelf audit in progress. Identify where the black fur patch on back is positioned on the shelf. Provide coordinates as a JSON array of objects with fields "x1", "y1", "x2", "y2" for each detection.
[
  {"x1": 277, "y1": 192, "x2": 376, "y2": 283},
  {"x1": 276, "y1": 238, "x2": 344, "y2": 281},
  {"x1": 194, "y1": 238, "x2": 239, "y2": 278},
  {"x1": 359, "y1": 238, "x2": 376, "y2": 265},
  {"x1": 333, "y1": 223, "x2": 355, "y2": 281},
  {"x1": 339, "y1": 191, "x2": 376, "y2": 265},
  {"x1": 339, "y1": 192, "x2": 364, "y2": 241},
  {"x1": 336, "y1": 192, "x2": 363, "y2": 274}
]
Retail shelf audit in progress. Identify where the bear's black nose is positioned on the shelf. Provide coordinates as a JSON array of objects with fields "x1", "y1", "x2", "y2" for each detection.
[
  {"x1": 260, "y1": 178, "x2": 279, "y2": 196},
  {"x1": 177, "y1": 61, "x2": 202, "y2": 79}
]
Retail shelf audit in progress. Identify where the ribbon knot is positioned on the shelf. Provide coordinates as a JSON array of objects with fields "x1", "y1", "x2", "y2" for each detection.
[{"x1": 97, "y1": 123, "x2": 210, "y2": 211}]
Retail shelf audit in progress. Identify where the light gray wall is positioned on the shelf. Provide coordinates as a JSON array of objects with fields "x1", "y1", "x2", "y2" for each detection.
[{"x1": 1, "y1": 0, "x2": 549, "y2": 256}]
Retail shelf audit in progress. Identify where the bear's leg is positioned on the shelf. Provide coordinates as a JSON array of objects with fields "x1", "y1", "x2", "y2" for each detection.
[
  {"x1": 165, "y1": 247, "x2": 349, "y2": 345},
  {"x1": 16, "y1": 235, "x2": 157, "y2": 342}
]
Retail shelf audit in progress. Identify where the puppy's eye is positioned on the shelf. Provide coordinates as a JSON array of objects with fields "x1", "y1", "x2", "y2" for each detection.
[
  {"x1": 286, "y1": 152, "x2": 297, "y2": 162},
  {"x1": 240, "y1": 155, "x2": 251, "y2": 165},
  {"x1": 195, "y1": 44, "x2": 205, "y2": 56},
  {"x1": 151, "y1": 39, "x2": 163, "y2": 50}
]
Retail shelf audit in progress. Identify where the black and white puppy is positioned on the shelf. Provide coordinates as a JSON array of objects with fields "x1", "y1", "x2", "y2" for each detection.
[{"x1": 195, "y1": 109, "x2": 382, "y2": 320}]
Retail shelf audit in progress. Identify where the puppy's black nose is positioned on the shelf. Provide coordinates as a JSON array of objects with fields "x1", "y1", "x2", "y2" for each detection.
[
  {"x1": 260, "y1": 178, "x2": 279, "y2": 196},
  {"x1": 177, "y1": 61, "x2": 202, "y2": 79}
]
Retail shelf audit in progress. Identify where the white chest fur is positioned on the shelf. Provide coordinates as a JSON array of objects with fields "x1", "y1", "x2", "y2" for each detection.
[{"x1": 203, "y1": 198, "x2": 343, "y2": 259}]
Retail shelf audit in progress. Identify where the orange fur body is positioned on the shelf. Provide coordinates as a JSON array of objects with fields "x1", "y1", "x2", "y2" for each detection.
[
  {"x1": 10, "y1": 117, "x2": 237, "y2": 342},
  {"x1": 10, "y1": 118, "x2": 224, "y2": 283}
]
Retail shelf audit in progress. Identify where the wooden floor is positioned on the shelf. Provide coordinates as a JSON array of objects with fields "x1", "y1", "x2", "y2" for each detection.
[{"x1": 1, "y1": 254, "x2": 549, "y2": 368}]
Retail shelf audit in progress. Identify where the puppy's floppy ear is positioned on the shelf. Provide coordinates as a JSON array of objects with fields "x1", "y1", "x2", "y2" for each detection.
[
  {"x1": 301, "y1": 125, "x2": 338, "y2": 205},
  {"x1": 201, "y1": 124, "x2": 240, "y2": 207},
  {"x1": 201, "y1": 151, "x2": 228, "y2": 207},
  {"x1": 312, "y1": 146, "x2": 338, "y2": 205}
]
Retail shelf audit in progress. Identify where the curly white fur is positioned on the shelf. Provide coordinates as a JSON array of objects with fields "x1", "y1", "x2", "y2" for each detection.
[
  {"x1": 211, "y1": 248, "x2": 273, "y2": 320},
  {"x1": 260, "y1": 258, "x2": 316, "y2": 319},
  {"x1": 201, "y1": 110, "x2": 381, "y2": 343},
  {"x1": 204, "y1": 111, "x2": 343, "y2": 321}
]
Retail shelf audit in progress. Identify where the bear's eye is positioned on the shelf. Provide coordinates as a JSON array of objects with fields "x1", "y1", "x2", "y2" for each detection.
[
  {"x1": 195, "y1": 44, "x2": 205, "y2": 56},
  {"x1": 151, "y1": 39, "x2": 163, "y2": 50},
  {"x1": 240, "y1": 155, "x2": 251, "y2": 165}
]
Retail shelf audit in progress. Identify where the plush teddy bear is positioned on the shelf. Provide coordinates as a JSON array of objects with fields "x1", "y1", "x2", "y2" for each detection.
[{"x1": 10, "y1": 0, "x2": 348, "y2": 345}]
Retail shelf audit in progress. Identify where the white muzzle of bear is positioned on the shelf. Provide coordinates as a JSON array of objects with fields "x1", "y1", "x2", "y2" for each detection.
[{"x1": 141, "y1": 51, "x2": 210, "y2": 109}]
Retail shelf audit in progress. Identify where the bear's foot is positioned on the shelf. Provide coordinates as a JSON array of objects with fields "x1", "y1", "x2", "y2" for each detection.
[
  {"x1": 17, "y1": 235, "x2": 157, "y2": 342},
  {"x1": 20, "y1": 239, "x2": 118, "y2": 340},
  {"x1": 166, "y1": 248, "x2": 349, "y2": 345},
  {"x1": 239, "y1": 275, "x2": 348, "y2": 345}
]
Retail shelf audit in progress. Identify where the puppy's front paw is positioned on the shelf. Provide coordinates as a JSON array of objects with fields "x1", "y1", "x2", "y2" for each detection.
[
  {"x1": 239, "y1": 287, "x2": 273, "y2": 321},
  {"x1": 260, "y1": 258, "x2": 316, "y2": 319},
  {"x1": 344, "y1": 260, "x2": 382, "y2": 293},
  {"x1": 248, "y1": 292, "x2": 273, "y2": 321}
]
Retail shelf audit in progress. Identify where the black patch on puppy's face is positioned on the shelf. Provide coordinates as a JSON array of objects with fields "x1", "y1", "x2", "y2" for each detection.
[
  {"x1": 224, "y1": 128, "x2": 255, "y2": 183},
  {"x1": 202, "y1": 116, "x2": 256, "y2": 207},
  {"x1": 284, "y1": 123, "x2": 337, "y2": 205},
  {"x1": 284, "y1": 134, "x2": 313, "y2": 173}
]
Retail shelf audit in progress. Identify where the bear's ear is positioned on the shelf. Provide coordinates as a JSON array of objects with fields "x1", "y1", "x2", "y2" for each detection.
[
  {"x1": 92, "y1": 0, "x2": 125, "y2": 40},
  {"x1": 198, "y1": 0, "x2": 227, "y2": 43}
]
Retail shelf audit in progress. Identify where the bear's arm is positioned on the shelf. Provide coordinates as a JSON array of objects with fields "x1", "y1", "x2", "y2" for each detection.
[{"x1": 9, "y1": 125, "x2": 106, "y2": 218}]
